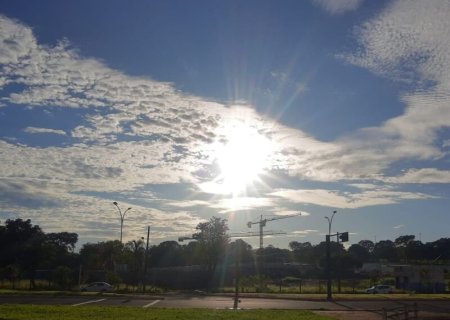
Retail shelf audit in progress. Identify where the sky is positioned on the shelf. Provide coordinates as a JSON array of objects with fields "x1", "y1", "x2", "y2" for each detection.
[{"x1": 0, "y1": 0, "x2": 449, "y2": 249}]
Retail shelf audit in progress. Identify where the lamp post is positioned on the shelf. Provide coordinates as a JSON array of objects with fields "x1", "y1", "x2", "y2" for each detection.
[
  {"x1": 324, "y1": 210, "x2": 337, "y2": 301},
  {"x1": 113, "y1": 201, "x2": 131, "y2": 244},
  {"x1": 325, "y1": 210, "x2": 337, "y2": 237}
]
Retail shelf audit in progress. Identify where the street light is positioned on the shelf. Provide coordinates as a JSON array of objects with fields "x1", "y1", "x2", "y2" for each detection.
[
  {"x1": 113, "y1": 201, "x2": 131, "y2": 244},
  {"x1": 324, "y1": 210, "x2": 337, "y2": 301},
  {"x1": 325, "y1": 210, "x2": 337, "y2": 237}
]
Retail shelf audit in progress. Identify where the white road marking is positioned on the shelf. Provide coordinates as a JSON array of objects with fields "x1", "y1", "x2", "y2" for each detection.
[
  {"x1": 142, "y1": 300, "x2": 161, "y2": 308},
  {"x1": 72, "y1": 298, "x2": 107, "y2": 306}
]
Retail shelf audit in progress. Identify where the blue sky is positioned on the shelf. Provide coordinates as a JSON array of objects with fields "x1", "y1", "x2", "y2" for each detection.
[{"x1": 0, "y1": 0, "x2": 449, "y2": 249}]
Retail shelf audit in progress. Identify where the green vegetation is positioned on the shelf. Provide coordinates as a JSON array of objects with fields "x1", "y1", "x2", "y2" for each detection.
[
  {"x1": 0, "y1": 305, "x2": 333, "y2": 320},
  {"x1": 2, "y1": 218, "x2": 450, "y2": 293}
]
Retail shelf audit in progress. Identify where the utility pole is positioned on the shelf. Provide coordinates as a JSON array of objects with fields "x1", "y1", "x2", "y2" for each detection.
[
  {"x1": 326, "y1": 234, "x2": 332, "y2": 300},
  {"x1": 233, "y1": 240, "x2": 241, "y2": 310},
  {"x1": 325, "y1": 210, "x2": 337, "y2": 300},
  {"x1": 325, "y1": 231, "x2": 349, "y2": 300},
  {"x1": 337, "y1": 233, "x2": 341, "y2": 294}
]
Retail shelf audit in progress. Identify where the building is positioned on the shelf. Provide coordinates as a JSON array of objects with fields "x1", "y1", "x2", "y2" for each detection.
[{"x1": 392, "y1": 264, "x2": 448, "y2": 293}]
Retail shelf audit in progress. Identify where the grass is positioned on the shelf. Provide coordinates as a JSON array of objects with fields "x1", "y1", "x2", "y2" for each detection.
[{"x1": 0, "y1": 305, "x2": 334, "y2": 320}]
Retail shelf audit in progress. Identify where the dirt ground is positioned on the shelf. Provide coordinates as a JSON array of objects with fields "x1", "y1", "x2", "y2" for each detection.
[{"x1": 315, "y1": 310, "x2": 450, "y2": 320}]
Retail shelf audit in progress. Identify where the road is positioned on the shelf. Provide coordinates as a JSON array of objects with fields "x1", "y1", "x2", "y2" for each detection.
[{"x1": 1, "y1": 294, "x2": 450, "y2": 314}]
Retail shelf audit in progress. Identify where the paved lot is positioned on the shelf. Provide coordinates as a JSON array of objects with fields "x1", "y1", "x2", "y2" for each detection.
[{"x1": 1, "y1": 294, "x2": 449, "y2": 317}]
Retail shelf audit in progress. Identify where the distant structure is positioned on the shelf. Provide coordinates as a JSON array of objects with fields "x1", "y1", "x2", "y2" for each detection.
[
  {"x1": 247, "y1": 213, "x2": 302, "y2": 250},
  {"x1": 393, "y1": 264, "x2": 447, "y2": 293},
  {"x1": 361, "y1": 263, "x2": 449, "y2": 293}
]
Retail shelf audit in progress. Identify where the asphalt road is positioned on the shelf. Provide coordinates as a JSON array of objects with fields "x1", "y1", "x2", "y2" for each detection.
[{"x1": 0, "y1": 294, "x2": 449, "y2": 315}]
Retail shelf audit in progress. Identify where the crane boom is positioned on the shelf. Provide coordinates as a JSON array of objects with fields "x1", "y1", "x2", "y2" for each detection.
[
  {"x1": 179, "y1": 231, "x2": 286, "y2": 242},
  {"x1": 247, "y1": 212, "x2": 302, "y2": 249},
  {"x1": 229, "y1": 230, "x2": 286, "y2": 238}
]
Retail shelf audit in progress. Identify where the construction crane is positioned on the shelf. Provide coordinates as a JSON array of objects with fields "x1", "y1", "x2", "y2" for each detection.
[
  {"x1": 229, "y1": 231, "x2": 285, "y2": 238},
  {"x1": 247, "y1": 212, "x2": 302, "y2": 250},
  {"x1": 178, "y1": 230, "x2": 286, "y2": 242},
  {"x1": 177, "y1": 229, "x2": 287, "y2": 307}
]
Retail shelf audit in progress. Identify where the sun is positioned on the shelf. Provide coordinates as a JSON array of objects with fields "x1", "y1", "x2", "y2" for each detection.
[{"x1": 214, "y1": 124, "x2": 272, "y2": 195}]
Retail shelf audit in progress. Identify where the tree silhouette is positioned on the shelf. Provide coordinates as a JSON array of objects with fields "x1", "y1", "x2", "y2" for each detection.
[{"x1": 192, "y1": 217, "x2": 229, "y2": 283}]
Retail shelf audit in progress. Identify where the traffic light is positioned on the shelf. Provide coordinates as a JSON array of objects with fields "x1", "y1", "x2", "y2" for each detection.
[{"x1": 339, "y1": 232, "x2": 349, "y2": 242}]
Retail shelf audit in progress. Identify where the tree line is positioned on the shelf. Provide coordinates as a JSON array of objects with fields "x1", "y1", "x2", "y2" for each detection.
[{"x1": 1, "y1": 217, "x2": 449, "y2": 290}]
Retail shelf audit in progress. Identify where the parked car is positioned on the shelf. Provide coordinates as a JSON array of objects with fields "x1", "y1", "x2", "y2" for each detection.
[
  {"x1": 80, "y1": 282, "x2": 113, "y2": 292},
  {"x1": 366, "y1": 284, "x2": 393, "y2": 294}
]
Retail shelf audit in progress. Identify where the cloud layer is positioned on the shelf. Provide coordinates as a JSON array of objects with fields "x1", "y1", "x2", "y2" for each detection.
[
  {"x1": 1, "y1": 2, "x2": 449, "y2": 245},
  {"x1": 313, "y1": 0, "x2": 363, "y2": 15}
]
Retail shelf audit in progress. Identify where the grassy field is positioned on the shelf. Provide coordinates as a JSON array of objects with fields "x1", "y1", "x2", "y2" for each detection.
[{"x1": 0, "y1": 305, "x2": 334, "y2": 320}]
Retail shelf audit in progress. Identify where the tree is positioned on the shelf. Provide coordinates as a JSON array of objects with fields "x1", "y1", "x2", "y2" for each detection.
[
  {"x1": 0, "y1": 219, "x2": 79, "y2": 289},
  {"x1": 348, "y1": 243, "x2": 370, "y2": 264},
  {"x1": 46, "y1": 232, "x2": 78, "y2": 252},
  {"x1": 192, "y1": 217, "x2": 229, "y2": 282},
  {"x1": 179, "y1": 241, "x2": 201, "y2": 266},
  {"x1": 395, "y1": 235, "x2": 416, "y2": 262},
  {"x1": 53, "y1": 266, "x2": 73, "y2": 290},
  {"x1": 260, "y1": 245, "x2": 292, "y2": 264},
  {"x1": 44, "y1": 232, "x2": 79, "y2": 270},
  {"x1": 373, "y1": 240, "x2": 398, "y2": 262},
  {"x1": 228, "y1": 239, "x2": 253, "y2": 265},
  {"x1": 149, "y1": 241, "x2": 183, "y2": 267},
  {"x1": 79, "y1": 240, "x2": 124, "y2": 276},
  {"x1": 2, "y1": 264, "x2": 21, "y2": 289},
  {"x1": 425, "y1": 238, "x2": 450, "y2": 261},
  {"x1": 289, "y1": 241, "x2": 313, "y2": 263},
  {"x1": 0, "y1": 219, "x2": 47, "y2": 288},
  {"x1": 0, "y1": 219, "x2": 43, "y2": 267},
  {"x1": 358, "y1": 240, "x2": 375, "y2": 254},
  {"x1": 99, "y1": 241, "x2": 124, "y2": 271},
  {"x1": 405, "y1": 240, "x2": 425, "y2": 261},
  {"x1": 395, "y1": 235, "x2": 415, "y2": 247},
  {"x1": 124, "y1": 239, "x2": 145, "y2": 285}
]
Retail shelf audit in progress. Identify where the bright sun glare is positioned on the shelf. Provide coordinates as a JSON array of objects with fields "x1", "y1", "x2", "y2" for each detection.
[{"x1": 215, "y1": 125, "x2": 272, "y2": 194}]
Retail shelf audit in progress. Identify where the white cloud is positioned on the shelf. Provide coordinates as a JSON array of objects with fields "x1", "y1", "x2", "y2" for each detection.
[
  {"x1": 340, "y1": 0, "x2": 450, "y2": 170},
  {"x1": 0, "y1": 15, "x2": 36, "y2": 66},
  {"x1": 287, "y1": 229, "x2": 319, "y2": 238},
  {"x1": 0, "y1": 178, "x2": 203, "y2": 244},
  {"x1": 1, "y1": 9, "x2": 448, "y2": 243},
  {"x1": 210, "y1": 197, "x2": 276, "y2": 214},
  {"x1": 443, "y1": 140, "x2": 450, "y2": 148},
  {"x1": 274, "y1": 210, "x2": 311, "y2": 217},
  {"x1": 292, "y1": 229, "x2": 318, "y2": 235},
  {"x1": 4, "y1": 12, "x2": 443, "y2": 195},
  {"x1": 270, "y1": 186, "x2": 434, "y2": 209},
  {"x1": 165, "y1": 200, "x2": 211, "y2": 208},
  {"x1": 313, "y1": 0, "x2": 363, "y2": 14},
  {"x1": 385, "y1": 168, "x2": 450, "y2": 184},
  {"x1": 24, "y1": 127, "x2": 66, "y2": 136}
]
